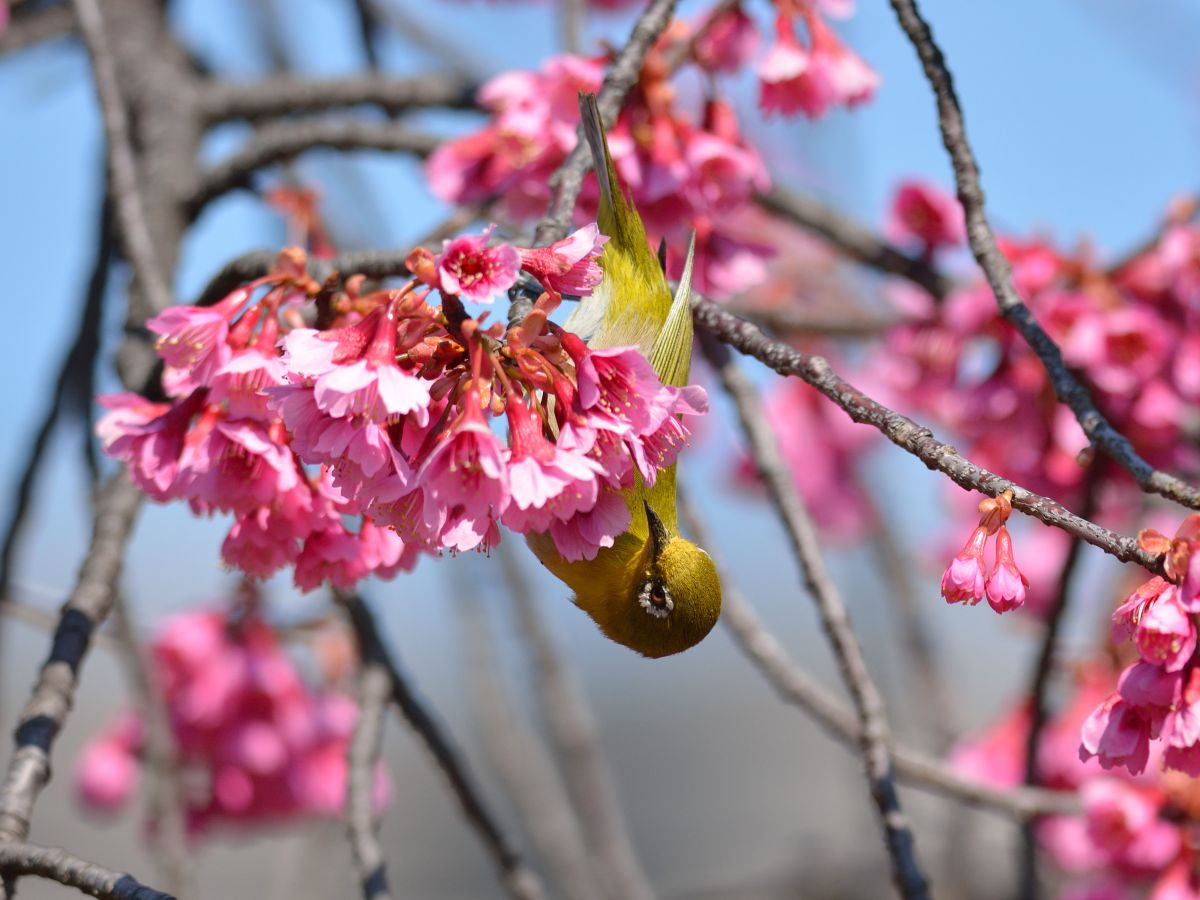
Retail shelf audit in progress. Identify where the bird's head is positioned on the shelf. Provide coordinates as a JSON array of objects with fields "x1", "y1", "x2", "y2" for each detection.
[{"x1": 581, "y1": 501, "x2": 722, "y2": 658}]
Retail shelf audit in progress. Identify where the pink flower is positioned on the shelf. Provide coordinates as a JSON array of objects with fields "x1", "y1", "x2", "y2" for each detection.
[
  {"x1": 518, "y1": 225, "x2": 607, "y2": 298},
  {"x1": 147, "y1": 296, "x2": 242, "y2": 396},
  {"x1": 758, "y1": 11, "x2": 879, "y2": 119},
  {"x1": 1080, "y1": 694, "x2": 1153, "y2": 776},
  {"x1": 567, "y1": 338, "x2": 674, "y2": 436},
  {"x1": 1135, "y1": 585, "x2": 1196, "y2": 673},
  {"x1": 941, "y1": 525, "x2": 988, "y2": 606},
  {"x1": 693, "y1": 3, "x2": 759, "y2": 72},
  {"x1": 547, "y1": 485, "x2": 632, "y2": 562},
  {"x1": 1113, "y1": 577, "x2": 1173, "y2": 644},
  {"x1": 985, "y1": 526, "x2": 1028, "y2": 613},
  {"x1": 1080, "y1": 779, "x2": 1181, "y2": 873},
  {"x1": 885, "y1": 180, "x2": 966, "y2": 251},
  {"x1": 436, "y1": 226, "x2": 520, "y2": 304},
  {"x1": 628, "y1": 384, "x2": 708, "y2": 487},
  {"x1": 418, "y1": 390, "x2": 509, "y2": 523},
  {"x1": 947, "y1": 702, "x2": 1031, "y2": 788},
  {"x1": 97, "y1": 390, "x2": 205, "y2": 501},
  {"x1": 75, "y1": 717, "x2": 141, "y2": 814},
  {"x1": 501, "y1": 395, "x2": 601, "y2": 533}
]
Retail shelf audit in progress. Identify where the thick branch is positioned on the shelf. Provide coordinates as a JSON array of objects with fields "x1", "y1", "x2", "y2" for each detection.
[
  {"x1": 699, "y1": 333, "x2": 930, "y2": 899},
  {"x1": 498, "y1": 545, "x2": 654, "y2": 900},
  {"x1": 336, "y1": 592, "x2": 545, "y2": 900},
  {"x1": 887, "y1": 0, "x2": 1200, "y2": 511},
  {"x1": 199, "y1": 73, "x2": 476, "y2": 123},
  {"x1": 187, "y1": 121, "x2": 441, "y2": 213},
  {"x1": 70, "y1": 0, "x2": 173, "y2": 313},
  {"x1": 757, "y1": 188, "x2": 950, "y2": 299},
  {"x1": 532, "y1": 0, "x2": 679, "y2": 246},
  {"x1": 691, "y1": 298, "x2": 1162, "y2": 574},
  {"x1": 677, "y1": 494, "x2": 1078, "y2": 821},
  {"x1": 0, "y1": 5, "x2": 75, "y2": 55},
  {"x1": 0, "y1": 843, "x2": 173, "y2": 900},
  {"x1": 0, "y1": 470, "x2": 143, "y2": 845}
]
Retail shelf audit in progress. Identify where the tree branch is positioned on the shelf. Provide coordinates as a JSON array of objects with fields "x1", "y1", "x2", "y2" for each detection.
[
  {"x1": 187, "y1": 120, "x2": 442, "y2": 214},
  {"x1": 344, "y1": 635, "x2": 394, "y2": 900},
  {"x1": 676, "y1": 493, "x2": 1079, "y2": 822},
  {"x1": 0, "y1": 842, "x2": 173, "y2": 900},
  {"x1": 532, "y1": 0, "x2": 680, "y2": 247},
  {"x1": 887, "y1": 0, "x2": 1200, "y2": 511},
  {"x1": 70, "y1": 0, "x2": 173, "y2": 313},
  {"x1": 108, "y1": 595, "x2": 194, "y2": 900},
  {"x1": 335, "y1": 592, "x2": 546, "y2": 900},
  {"x1": 0, "y1": 470, "x2": 143, "y2": 846},
  {"x1": 757, "y1": 187, "x2": 951, "y2": 300},
  {"x1": 698, "y1": 333, "x2": 931, "y2": 900},
  {"x1": 497, "y1": 544, "x2": 654, "y2": 900},
  {"x1": 199, "y1": 73, "x2": 476, "y2": 124},
  {"x1": 691, "y1": 298, "x2": 1162, "y2": 574},
  {"x1": 0, "y1": 5, "x2": 75, "y2": 56}
]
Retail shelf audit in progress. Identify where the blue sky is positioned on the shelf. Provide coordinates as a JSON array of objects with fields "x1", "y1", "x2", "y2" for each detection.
[{"x1": 2, "y1": 1, "x2": 1199, "y2": 893}]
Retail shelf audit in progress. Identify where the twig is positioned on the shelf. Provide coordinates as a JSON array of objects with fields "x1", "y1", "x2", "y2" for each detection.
[
  {"x1": 532, "y1": 0, "x2": 680, "y2": 247},
  {"x1": 757, "y1": 187, "x2": 951, "y2": 300},
  {"x1": 497, "y1": 544, "x2": 654, "y2": 900},
  {"x1": 335, "y1": 592, "x2": 546, "y2": 900},
  {"x1": 456, "y1": 582, "x2": 606, "y2": 900},
  {"x1": 108, "y1": 595, "x2": 194, "y2": 900},
  {"x1": 676, "y1": 494, "x2": 1078, "y2": 822},
  {"x1": 0, "y1": 5, "x2": 75, "y2": 55},
  {"x1": 199, "y1": 73, "x2": 475, "y2": 123},
  {"x1": 0, "y1": 192, "x2": 110, "y2": 599},
  {"x1": 699, "y1": 333, "x2": 930, "y2": 899},
  {"x1": 187, "y1": 120, "x2": 442, "y2": 213},
  {"x1": 0, "y1": 470, "x2": 142, "y2": 846},
  {"x1": 0, "y1": 842, "x2": 174, "y2": 900},
  {"x1": 70, "y1": 0, "x2": 173, "y2": 313},
  {"x1": 345, "y1": 635, "x2": 394, "y2": 900},
  {"x1": 887, "y1": 0, "x2": 1200, "y2": 512},
  {"x1": 1016, "y1": 466, "x2": 1099, "y2": 900},
  {"x1": 691, "y1": 298, "x2": 1162, "y2": 574}
]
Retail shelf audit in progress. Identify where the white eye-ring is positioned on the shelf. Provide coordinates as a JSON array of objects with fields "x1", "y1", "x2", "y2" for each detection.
[{"x1": 638, "y1": 580, "x2": 674, "y2": 619}]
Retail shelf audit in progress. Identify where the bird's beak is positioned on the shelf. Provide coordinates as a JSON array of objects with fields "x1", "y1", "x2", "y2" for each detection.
[{"x1": 643, "y1": 500, "x2": 670, "y2": 561}]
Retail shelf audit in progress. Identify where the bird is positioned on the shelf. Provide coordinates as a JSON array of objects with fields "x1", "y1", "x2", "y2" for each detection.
[{"x1": 525, "y1": 92, "x2": 722, "y2": 659}]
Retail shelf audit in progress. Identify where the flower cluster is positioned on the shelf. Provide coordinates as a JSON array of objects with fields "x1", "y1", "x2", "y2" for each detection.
[
  {"x1": 757, "y1": 4, "x2": 879, "y2": 120},
  {"x1": 98, "y1": 229, "x2": 706, "y2": 590},
  {"x1": 425, "y1": 0, "x2": 881, "y2": 296},
  {"x1": 939, "y1": 490, "x2": 1029, "y2": 614},
  {"x1": 952, "y1": 662, "x2": 1200, "y2": 897},
  {"x1": 881, "y1": 189, "x2": 1200, "y2": 516},
  {"x1": 75, "y1": 602, "x2": 388, "y2": 833},
  {"x1": 1079, "y1": 516, "x2": 1200, "y2": 779}
]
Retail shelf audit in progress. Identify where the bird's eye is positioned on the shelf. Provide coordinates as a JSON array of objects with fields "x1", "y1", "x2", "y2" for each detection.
[{"x1": 637, "y1": 579, "x2": 674, "y2": 619}]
